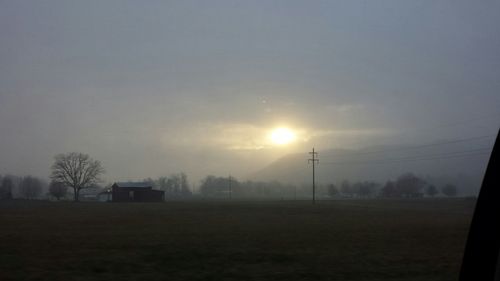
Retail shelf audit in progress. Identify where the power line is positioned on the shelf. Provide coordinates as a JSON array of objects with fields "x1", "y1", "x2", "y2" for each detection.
[
  {"x1": 322, "y1": 147, "x2": 490, "y2": 165},
  {"x1": 339, "y1": 113, "x2": 499, "y2": 150},
  {"x1": 412, "y1": 112, "x2": 500, "y2": 133},
  {"x1": 321, "y1": 147, "x2": 491, "y2": 166},
  {"x1": 323, "y1": 134, "x2": 496, "y2": 158}
]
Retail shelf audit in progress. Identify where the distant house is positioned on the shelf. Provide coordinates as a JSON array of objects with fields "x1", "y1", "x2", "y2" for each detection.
[
  {"x1": 111, "y1": 182, "x2": 164, "y2": 202},
  {"x1": 97, "y1": 190, "x2": 112, "y2": 202},
  {"x1": 80, "y1": 186, "x2": 104, "y2": 201}
]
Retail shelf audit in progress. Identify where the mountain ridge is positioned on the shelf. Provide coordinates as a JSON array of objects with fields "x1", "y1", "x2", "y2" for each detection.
[{"x1": 248, "y1": 143, "x2": 491, "y2": 195}]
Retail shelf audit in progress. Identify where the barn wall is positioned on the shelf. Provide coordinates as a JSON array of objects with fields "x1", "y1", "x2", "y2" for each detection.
[
  {"x1": 135, "y1": 190, "x2": 164, "y2": 202},
  {"x1": 112, "y1": 186, "x2": 164, "y2": 202}
]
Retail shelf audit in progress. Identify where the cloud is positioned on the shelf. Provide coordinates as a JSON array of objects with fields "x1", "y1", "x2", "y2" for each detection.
[{"x1": 1, "y1": 0, "x2": 499, "y2": 182}]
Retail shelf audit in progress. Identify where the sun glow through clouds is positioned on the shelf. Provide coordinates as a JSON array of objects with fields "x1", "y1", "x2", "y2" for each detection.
[{"x1": 270, "y1": 127, "x2": 296, "y2": 145}]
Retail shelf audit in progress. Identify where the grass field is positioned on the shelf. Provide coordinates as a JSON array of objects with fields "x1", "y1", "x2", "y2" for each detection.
[{"x1": 0, "y1": 199, "x2": 475, "y2": 281}]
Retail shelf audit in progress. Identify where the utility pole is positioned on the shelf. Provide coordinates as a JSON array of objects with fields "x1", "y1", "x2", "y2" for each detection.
[
  {"x1": 228, "y1": 175, "x2": 232, "y2": 200},
  {"x1": 308, "y1": 148, "x2": 319, "y2": 204}
]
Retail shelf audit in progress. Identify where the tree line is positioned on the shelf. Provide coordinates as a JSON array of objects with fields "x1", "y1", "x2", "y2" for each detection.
[
  {"x1": 326, "y1": 173, "x2": 458, "y2": 198},
  {"x1": 198, "y1": 173, "x2": 459, "y2": 199},
  {"x1": 1, "y1": 152, "x2": 460, "y2": 202},
  {"x1": 198, "y1": 176, "x2": 299, "y2": 199},
  {"x1": 142, "y1": 173, "x2": 192, "y2": 198},
  {"x1": 0, "y1": 174, "x2": 75, "y2": 201},
  {"x1": 199, "y1": 173, "x2": 458, "y2": 199},
  {"x1": 0, "y1": 171, "x2": 460, "y2": 201}
]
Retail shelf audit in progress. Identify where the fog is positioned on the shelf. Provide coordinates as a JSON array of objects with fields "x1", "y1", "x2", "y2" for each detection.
[{"x1": 1, "y1": 0, "x2": 499, "y2": 185}]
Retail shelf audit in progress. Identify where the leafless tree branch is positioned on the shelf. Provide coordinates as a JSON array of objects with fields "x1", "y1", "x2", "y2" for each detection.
[{"x1": 50, "y1": 152, "x2": 104, "y2": 201}]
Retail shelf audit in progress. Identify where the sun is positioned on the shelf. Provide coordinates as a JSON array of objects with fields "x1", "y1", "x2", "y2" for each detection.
[{"x1": 270, "y1": 127, "x2": 296, "y2": 145}]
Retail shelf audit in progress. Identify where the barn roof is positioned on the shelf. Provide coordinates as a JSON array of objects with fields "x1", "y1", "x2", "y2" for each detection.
[{"x1": 113, "y1": 182, "x2": 152, "y2": 188}]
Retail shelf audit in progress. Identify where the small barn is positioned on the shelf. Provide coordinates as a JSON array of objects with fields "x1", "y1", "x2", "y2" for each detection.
[{"x1": 112, "y1": 182, "x2": 164, "y2": 202}]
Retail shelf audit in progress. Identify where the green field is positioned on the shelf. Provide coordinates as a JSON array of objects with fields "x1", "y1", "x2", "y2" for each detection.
[{"x1": 0, "y1": 199, "x2": 475, "y2": 281}]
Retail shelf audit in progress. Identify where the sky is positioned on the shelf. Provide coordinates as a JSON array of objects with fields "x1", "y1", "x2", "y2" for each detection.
[{"x1": 1, "y1": 0, "x2": 499, "y2": 184}]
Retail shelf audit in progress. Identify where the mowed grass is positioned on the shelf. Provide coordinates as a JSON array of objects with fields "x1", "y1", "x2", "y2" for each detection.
[{"x1": 0, "y1": 199, "x2": 475, "y2": 281}]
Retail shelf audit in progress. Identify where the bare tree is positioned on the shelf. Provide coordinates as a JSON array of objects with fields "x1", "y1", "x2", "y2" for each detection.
[
  {"x1": 180, "y1": 173, "x2": 191, "y2": 196},
  {"x1": 395, "y1": 173, "x2": 426, "y2": 198},
  {"x1": 327, "y1": 183, "x2": 338, "y2": 198},
  {"x1": 340, "y1": 180, "x2": 352, "y2": 197},
  {"x1": 0, "y1": 176, "x2": 14, "y2": 200},
  {"x1": 426, "y1": 185, "x2": 439, "y2": 197},
  {"x1": 381, "y1": 181, "x2": 397, "y2": 198},
  {"x1": 356, "y1": 181, "x2": 379, "y2": 198},
  {"x1": 49, "y1": 181, "x2": 68, "y2": 200},
  {"x1": 441, "y1": 184, "x2": 458, "y2": 197},
  {"x1": 50, "y1": 152, "x2": 104, "y2": 202},
  {"x1": 19, "y1": 176, "x2": 43, "y2": 199}
]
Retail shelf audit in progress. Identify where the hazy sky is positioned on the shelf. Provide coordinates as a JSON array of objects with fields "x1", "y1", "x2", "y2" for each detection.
[{"x1": 1, "y1": 0, "x2": 499, "y2": 183}]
